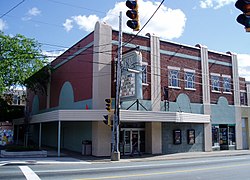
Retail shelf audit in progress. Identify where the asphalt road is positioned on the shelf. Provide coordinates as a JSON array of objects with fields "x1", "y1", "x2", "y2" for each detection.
[{"x1": 1, "y1": 155, "x2": 250, "y2": 180}]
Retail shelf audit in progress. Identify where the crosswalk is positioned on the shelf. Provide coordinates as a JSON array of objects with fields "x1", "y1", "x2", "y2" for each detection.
[{"x1": 19, "y1": 166, "x2": 41, "y2": 180}]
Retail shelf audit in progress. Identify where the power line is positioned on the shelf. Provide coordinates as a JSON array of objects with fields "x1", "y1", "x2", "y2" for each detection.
[{"x1": 0, "y1": 0, "x2": 25, "y2": 19}]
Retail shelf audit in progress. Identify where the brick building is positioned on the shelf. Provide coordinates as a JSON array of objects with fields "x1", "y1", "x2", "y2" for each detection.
[{"x1": 13, "y1": 21, "x2": 249, "y2": 156}]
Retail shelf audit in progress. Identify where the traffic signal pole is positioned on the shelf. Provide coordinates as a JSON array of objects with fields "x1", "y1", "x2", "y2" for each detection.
[{"x1": 111, "y1": 11, "x2": 122, "y2": 161}]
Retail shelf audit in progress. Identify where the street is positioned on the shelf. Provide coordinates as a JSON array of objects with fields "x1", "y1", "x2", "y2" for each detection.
[{"x1": 1, "y1": 154, "x2": 250, "y2": 180}]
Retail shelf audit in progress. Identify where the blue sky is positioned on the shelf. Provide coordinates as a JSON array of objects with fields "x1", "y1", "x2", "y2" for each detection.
[{"x1": 1, "y1": 0, "x2": 250, "y2": 80}]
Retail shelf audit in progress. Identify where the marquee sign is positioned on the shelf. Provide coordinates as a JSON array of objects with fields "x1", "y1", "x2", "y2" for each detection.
[{"x1": 120, "y1": 51, "x2": 142, "y2": 100}]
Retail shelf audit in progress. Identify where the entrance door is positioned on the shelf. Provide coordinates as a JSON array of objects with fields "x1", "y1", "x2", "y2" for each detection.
[
  {"x1": 120, "y1": 129, "x2": 145, "y2": 155},
  {"x1": 219, "y1": 126, "x2": 228, "y2": 150}
]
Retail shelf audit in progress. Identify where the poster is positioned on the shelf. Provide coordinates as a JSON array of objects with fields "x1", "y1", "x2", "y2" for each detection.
[
  {"x1": 187, "y1": 129, "x2": 195, "y2": 145},
  {"x1": 0, "y1": 122, "x2": 14, "y2": 146},
  {"x1": 173, "y1": 129, "x2": 182, "y2": 144}
]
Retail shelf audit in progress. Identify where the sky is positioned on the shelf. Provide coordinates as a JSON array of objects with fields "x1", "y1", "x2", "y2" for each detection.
[{"x1": 1, "y1": 0, "x2": 250, "y2": 80}]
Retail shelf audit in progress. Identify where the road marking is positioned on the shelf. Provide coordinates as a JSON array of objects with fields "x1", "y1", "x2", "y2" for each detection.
[
  {"x1": 34, "y1": 156, "x2": 247, "y2": 173},
  {"x1": 19, "y1": 166, "x2": 41, "y2": 180},
  {"x1": 75, "y1": 162, "x2": 250, "y2": 180}
]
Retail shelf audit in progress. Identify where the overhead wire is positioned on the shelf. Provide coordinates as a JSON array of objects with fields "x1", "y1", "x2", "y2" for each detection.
[
  {"x1": 1, "y1": 0, "x2": 245, "y2": 105},
  {"x1": 0, "y1": 0, "x2": 25, "y2": 19}
]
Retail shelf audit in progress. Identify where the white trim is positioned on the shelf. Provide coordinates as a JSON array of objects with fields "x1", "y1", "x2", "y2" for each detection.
[
  {"x1": 168, "y1": 66, "x2": 180, "y2": 70},
  {"x1": 168, "y1": 86, "x2": 181, "y2": 90},
  {"x1": 222, "y1": 74, "x2": 231, "y2": 78},
  {"x1": 210, "y1": 73, "x2": 220, "y2": 76},
  {"x1": 184, "y1": 68, "x2": 195, "y2": 73},
  {"x1": 13, "y1": 109, "x2": 210, "y2": 124},
  {"x1": 185, "y1": 88, "x2": 196, "y2": 91},
  {"x1": 212, "y1": 90, "x2": 221, "y2": 93},
  {"x1": 223, "y1": 91, "x2": 232, "y2": 95},
  {"x1": 142, "y1": 61, "x2": 148, "y2": 66}
]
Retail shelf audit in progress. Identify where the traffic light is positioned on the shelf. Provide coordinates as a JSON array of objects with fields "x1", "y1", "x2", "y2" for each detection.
[
  {"x1": 126, "y1": 0, "x2": 140, "y2": 31},
  {"x1": 235, "y1": 0, "x2": 250, "y2": 32},
  {"x1": 103, "y1": 114, "x2": 113, "y2": 127},
  {"x1": 105, "y1": 98, "x2": 112, "y2": 112}
]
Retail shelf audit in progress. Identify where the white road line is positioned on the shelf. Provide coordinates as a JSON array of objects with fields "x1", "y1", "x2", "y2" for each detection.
[
  {"x1": 19, "y1": 166, "x2": 41, "y2": 180},
  {"x1": 35, "y1": 157, "x2": 248, "y2": 174}
]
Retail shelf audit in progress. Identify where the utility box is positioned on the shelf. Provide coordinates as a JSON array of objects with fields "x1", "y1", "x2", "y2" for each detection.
[{"x1": 82, "y1": 140, "x2": 92, "y2": 155}]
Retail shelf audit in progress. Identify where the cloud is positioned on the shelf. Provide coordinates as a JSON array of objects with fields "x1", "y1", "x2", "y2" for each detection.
[
  {"x1": 22, "y1": 7, "x2": 41, "y2": 21},
  {"x1": 0, "y1": 19, "x2": 8, "y2": 31},
  {"x1": 63, "y1": 19, "x2": 73, "y2": 32},
  {"x1": 42, "y1": 49, "x2": 66, "y2": 62},
  {"x1": 199, "y1": 0, "x2": 235, "y2": 9},
  {"x1": 237, "y1": 54, "x2": 250, "y2": 81},
  {"x1": 63, "y1": 0, "x2": 186, "y2": 40},
  {"x1": 72, "y1": 15, "x2": 99, "y2": 32},
  {"x1": 28, "y1": 7, "x2": 41, "y2": 16}
]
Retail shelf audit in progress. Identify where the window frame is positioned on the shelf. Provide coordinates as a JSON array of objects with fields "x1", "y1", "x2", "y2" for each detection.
[
  {"x1": 184, "y1": 69, "x2": 195, "y2": 90},
  {"x1": 211, "y1": 73, "x2": 220, "y2": 93},
  {"x1": 222, "y1": 75, "x2": 231, "y2": 94},
  {"x1": 168, "y1": 66, "x2": 180, "y2": 89}
]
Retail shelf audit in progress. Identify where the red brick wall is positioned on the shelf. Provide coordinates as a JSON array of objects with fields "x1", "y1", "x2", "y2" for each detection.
[
  {"x1": 208, "y1": 52, "x2": 233, "y2": 105},
  {"x1": 160, "y1": 42, "x2": 202, "y2": 103},
  {"x1": 50, "y1": 33, "x2": 94, "y2": 108},
  {"x1": 26, "y1": 88, "x2": 47, "y2": 112},
  {"x1": 111, "y1": 31, "x2": 237, "y2": 106},
  {"x1": 27, "y1": 32, "x2": 94, "y2": 111}
]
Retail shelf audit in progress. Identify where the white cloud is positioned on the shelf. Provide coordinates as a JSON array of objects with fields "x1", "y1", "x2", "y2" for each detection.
[
  {"x1": 22, "y1": 7, "x2": 41, "y2": 21},
  {"x1": 63, "y1": 19, "x2": 73, "y2": 32},
  {"x1": 199, "y1": 0, "x2": 235, "y2": 9},
  {"x1": 42, "y1": 49, "x2": 66, "y2": 62},
  {"x1": 237, "y1": 54, "x2": 250, "y2": 81},
  {"x1": 28, "y1": 7, "x2": 41, "y2": 16},
  {"x1": 0, "y1": 19, "x2": 8, "y2": 31},
  {"x1": 200, "y1": 0, "x2": 213, "y2": 8},
  {"x1": 63, "y1": 0, "x2": 186, "y2": 40},
  {"x1": 72, "y1": 15, "x2": 99, "y2": 32}
]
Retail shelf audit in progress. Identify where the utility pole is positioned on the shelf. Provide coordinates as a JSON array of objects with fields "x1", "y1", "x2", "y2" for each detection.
[{"x1": 111, "y1": 11, "x2": 122, "y2": 161}]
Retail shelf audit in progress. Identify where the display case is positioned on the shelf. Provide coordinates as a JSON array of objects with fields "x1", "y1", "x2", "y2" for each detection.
[
  {"x1": 187, "y1": 129, "x2": 195, "y2": 145},
  {"x1": 173, "y1": 129, "x2": 182, "y2": 144}
]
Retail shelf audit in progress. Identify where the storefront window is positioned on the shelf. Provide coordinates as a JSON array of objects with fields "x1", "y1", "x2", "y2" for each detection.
[
  {"x1": 212, "y1": 126, "x2": 219, "y2": 146},
  {"x1": 228, "y1": 126, "x2": 236, "y2": 145}
]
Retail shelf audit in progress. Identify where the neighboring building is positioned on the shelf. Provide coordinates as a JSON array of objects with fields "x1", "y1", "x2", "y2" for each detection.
[
  {"x1": 0, "y1": 90, "x2": 25, "y2": 145},
  {"x1": 13, "y1": 21, "x2": 250, "y2": 156},
  {"x1": 240, "y1": 78, "x2": 250, "y2": 150},
  {"x1": 2, "y1": 89, "x2": 26, "y2": 106}
]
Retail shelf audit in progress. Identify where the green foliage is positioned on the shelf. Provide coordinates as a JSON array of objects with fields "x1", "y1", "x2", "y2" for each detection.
[{"x1": 0, "y1": 31, "x2": 48, "y2": 94}]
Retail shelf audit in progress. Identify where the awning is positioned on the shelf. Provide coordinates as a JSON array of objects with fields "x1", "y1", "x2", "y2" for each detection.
[{"x1": 13, "y1": 109, "x2": 210, "y2": 124}]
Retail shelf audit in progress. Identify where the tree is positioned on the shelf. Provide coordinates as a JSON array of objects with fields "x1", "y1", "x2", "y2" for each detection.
[{"x1": 0, "y1": 31, "x2": 48, "y2": 93}]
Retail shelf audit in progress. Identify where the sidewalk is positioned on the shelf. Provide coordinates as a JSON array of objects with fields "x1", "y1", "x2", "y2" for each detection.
[{"x1": 1, "y1": 149, "x2": 250, "y2": 166}]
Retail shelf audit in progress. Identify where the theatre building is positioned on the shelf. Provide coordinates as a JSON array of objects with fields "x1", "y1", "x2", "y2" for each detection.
[{"x1": 13, "y1": 21, "x2": 247, "y2": 156}]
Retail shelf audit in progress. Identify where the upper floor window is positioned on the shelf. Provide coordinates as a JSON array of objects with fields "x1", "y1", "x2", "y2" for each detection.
[
  {"x1": 240, "y1": 91, "x2": 247, "y2": 105},
  {"x1": 168, "y1": 66, "x2": 180, "y2": 88},
  {"x1": 211, "y1": 74, "x2": 220, "y2": 92},
  {"x1": 222, "y1": 75, "x2": 231, "y2": 93},
  {"x1": 184, "y1": 69, "x2": 195, "y2": 90}
]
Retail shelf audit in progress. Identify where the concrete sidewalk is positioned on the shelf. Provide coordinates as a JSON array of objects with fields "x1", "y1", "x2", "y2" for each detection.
[{"x1": 1, "y1": 150, "x2": 250, "y2": 166}]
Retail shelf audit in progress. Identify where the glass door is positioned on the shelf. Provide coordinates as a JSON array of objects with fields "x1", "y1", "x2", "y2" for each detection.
[
  {"x1": 120, "y1": 128, "x2": 145, "y2": 155},
  {"x1": 124, "y1": 130, "x2": 131, "y2": 154},
  {"x1": 219, "y1": 126, "x2": 228, "y2": 150}
]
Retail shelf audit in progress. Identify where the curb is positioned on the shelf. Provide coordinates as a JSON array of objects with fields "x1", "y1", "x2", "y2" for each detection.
[{"x1": 1, "y1": 150, "x2": 250, "y2": 166}]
